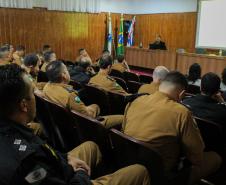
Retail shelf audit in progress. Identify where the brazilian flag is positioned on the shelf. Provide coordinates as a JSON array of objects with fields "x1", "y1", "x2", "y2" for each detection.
[{"x1": 117, "y1": 14, "x2": 124, "y2": 56}]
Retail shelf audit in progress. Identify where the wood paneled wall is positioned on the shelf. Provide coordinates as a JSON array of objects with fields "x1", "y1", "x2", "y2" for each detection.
[
  {"x1": 134, "y1": 12, "x2": 197, "y2": 53},
  {"x1": 0, "y1": 8, "x2": 196, "y2": 60}
]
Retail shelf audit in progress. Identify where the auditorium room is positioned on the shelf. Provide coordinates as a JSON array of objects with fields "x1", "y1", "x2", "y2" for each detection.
[{"x1": 1, "y1": 0, "x2": 226, "y2": 184}]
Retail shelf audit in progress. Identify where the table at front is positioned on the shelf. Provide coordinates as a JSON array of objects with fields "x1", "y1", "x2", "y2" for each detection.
[{"x1": 125, "y1": 47, "x2": 177, "y2": 71}]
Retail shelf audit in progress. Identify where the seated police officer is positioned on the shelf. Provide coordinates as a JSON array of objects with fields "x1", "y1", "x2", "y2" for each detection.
[{"x1": 0, "y1": 64, "x2": 150, "y2": 185}]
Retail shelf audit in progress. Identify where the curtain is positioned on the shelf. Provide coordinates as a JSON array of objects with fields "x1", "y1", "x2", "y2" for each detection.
[
  {"x1": 0, "y1": 0, "x2": 32, "y2": 8},
  {"x1": 47, "y1": 0, "x2": 100, "y2": 13},
  {"x1": 0, "y1": 0, "x2": 100, "y2": 13}
]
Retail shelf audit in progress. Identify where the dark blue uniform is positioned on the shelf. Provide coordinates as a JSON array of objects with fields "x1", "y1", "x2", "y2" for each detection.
[{"x1": 0, "y1": 118, "x2": 91, "y2": 185}]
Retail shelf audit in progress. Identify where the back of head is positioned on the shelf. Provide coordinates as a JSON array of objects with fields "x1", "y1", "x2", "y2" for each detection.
[
  {"x1": 42, "y1": 44, "x2": 51, "y2": 53},
  {"x1": 99, "y1": 55, "x2": 113, "y2": 69},
  {"x1": 0, "y1": 46, "x2": 9, "y2": 59},
  {"x1": 78, "y1": 58, "x2": 91, "y2": 70},
  {"x1": 0, "y1": 64, "x2": 28, "y2": 117},
  {"x1": 153, "y1": 66, "x2": 169, "y2": 82},
  {"x1": 222, "y1": 68, "x2": 226, "y2": 85},
  {"x1": 46, "y1": 60, "x2": 64, "y2": 82},
  {"x1": 44, "y1": 51, "x2": 55, "y2": 63},
  {"x1": 188, "y1": 63, "x2": 201, "y2": 82},
  {"x1": 24, "y1": 54, "x2": 39, "y2": 67},
  {"x1": 117, "y1": 55, "x2": 125, "y2": 63},
  {"x1": 16, "y1": 45, "x2": 25, "y2": 51},
  {"x1": 201, "y1": 72, "x2": 220, "y2": 96},
  {"x1": 160, "y1": 71, "x2": 188, "y2": 91},
  {"x1": 79, "y1": 48, "x2": 85, "y2": 55}
]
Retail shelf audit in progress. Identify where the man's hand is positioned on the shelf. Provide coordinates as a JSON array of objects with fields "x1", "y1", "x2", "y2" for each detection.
[
  {"x1": 67, "y1": 155, "x2": 91, "y2": 176},
  {"x1": 212, "y1": 92, "x2": 225, "y2": 103}
]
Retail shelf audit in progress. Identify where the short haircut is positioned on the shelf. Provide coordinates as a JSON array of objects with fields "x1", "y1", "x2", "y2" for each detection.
[
  {"x1": 46, "y1": 60, "x2": 64, "y2": 82},
  {"x1": 117, "y1": 55, "x2": 125, "y2": 63},
  {"x1": 79, "y1": 48, "x2": 85, "y2": 54},
  {"x1": 0, "y1": 64, "x2": 29, "y2": 116},
  {"x1": 24, "y1": 54, "x2": 39, "y2": 67},
  {"x1": 188, "y1": 63, "x2": 201, "y2": 82},
  {"x1": 16, "y1": 45, "x2": 25, "y2": 51},
  {"x1": 44, "y1": 51, "x2": 55, "y2": 63},
  {"x1": 78, "y1": 58, "x2": 91, "y2": 69},
  {"x1": 162, "y1": 71, "x2": 188, "y2": 89},
  {"x1": 222, "y1": 68, "x2": 226, "y2": 85},
  {"x1": 99, "y1": 55, "x2": 113, "y2": 69},
  {"x1": 1, "y1": 44, "x2": 10, "y2": 51},
  {"x1": 153, "y1": 66, "x2": 169, "y2": 81},
  {"x1": 43, "y1": 44, "x2": 51, "y2": 51},
  {"x1": 0, "y1": 46, "x2": 9, "y2": 59},
  {"x1": 201, "y1": 72, "x2": 220, "y2": 96}
]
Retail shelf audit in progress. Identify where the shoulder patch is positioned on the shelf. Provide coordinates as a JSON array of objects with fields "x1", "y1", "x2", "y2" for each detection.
[
  {"x1": 74, "y1": 96, "x2": 81, "y2": 103},
  {"x1": 25, "y1": 168, "x2": 47, "y2": 184},
  {"x1": 115, "y1": 83, "x2": 121, "y2": 89}
]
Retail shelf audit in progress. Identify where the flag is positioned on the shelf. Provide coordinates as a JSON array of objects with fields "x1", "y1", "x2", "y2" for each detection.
[
  {"x1": 117, "y1": 14, "x2": 124, "y2": 56},
  {"x1": 107, "y1": 12, "x2": 112, "y2": 54},
  {"x1": 127, "y1": 16, "x2": 136, "y2": 47}
]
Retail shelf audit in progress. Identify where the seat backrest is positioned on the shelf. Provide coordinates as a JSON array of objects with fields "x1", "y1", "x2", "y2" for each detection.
[
  {"x1": 70, "y1": 110, "x2": 112, "y2": 161},
  {"x1": 139, "y1": 75, "x2": 153, "y2": 84},
  {"x1": 109, "y1": 69, "x2": 125, "y2": 79},
  {"x1": 78, "y1": 85, "x2": 110, "y2": 116},
  {"x1": 69, "y1": 80, "x2": 84, "y2": 91},
  {"x1": 124, "y1": 71, "x2": 140, "y2": 82},
  {"x1": 111, "y1": 76, "x2": 128, "y2": 92},
  {"x1": 187, "y1": 84, "x2": 200, "y2": 95},
  {"x1": 110, "y1": 129, "x2": 165, "y2": 185},
  {"x1": 37, "y1": 95, "x2": 79, "y2": 152},
  {"x1": 194, "y1": 116, "x2": 224, "y2": 152},
  {"x1": 127, "y1": 80, "x2": 143, "y2": 94},
  {"x1": 37, "y1": 71, "x2": 48, "y2": 82},
  {"x1": 107, "y1": 91, "x2": 127, "y2": 115}
]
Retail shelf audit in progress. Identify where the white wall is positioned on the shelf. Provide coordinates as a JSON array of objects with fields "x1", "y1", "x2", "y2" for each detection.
[{"x1": 99, "y1": 0, "x2": 198, "y2": 14}]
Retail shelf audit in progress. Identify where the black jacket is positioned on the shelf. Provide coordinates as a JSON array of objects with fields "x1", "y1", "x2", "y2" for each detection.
[
  {"x1": 0, "y1": 118, "x2": 91, "y2": 185},
  {"x1": 70, "y1": 66, "x2": 90, "y2": 85},
  {"x1": 149, "y1": 41, "x2": 167, "y2": 50},
  {"x1": 183, "y1": 94, "x2": 226, "y2": 126}
]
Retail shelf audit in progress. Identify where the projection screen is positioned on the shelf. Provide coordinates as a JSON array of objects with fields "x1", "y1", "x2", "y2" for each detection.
[{"x1": 196, "y1": 0, "x2": 226, "y2": 49}]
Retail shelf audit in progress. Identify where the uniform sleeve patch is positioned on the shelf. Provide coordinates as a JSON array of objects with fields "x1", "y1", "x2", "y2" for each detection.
[
  {"x1": 25, "y1": 168, "x2": 47, "y2": 184},
  {"x1": 75, "y1": 96, "x2": 81, "y2": 103},
  {"x1": 115, "y1": 83, "x2": 121, "y2": 89}
]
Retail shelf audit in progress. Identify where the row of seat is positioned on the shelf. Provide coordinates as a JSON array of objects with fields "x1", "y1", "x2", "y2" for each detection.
[
  {"x1": 110, "y1": 69, "x2": 153, "y2": 84},
  {"x1": 35, "y1": 94, "x2": 192, "y2": 185}
]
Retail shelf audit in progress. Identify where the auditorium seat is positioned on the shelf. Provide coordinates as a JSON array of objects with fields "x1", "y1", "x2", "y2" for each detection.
[
  {"x1": 37, "y1": 71, "x2": 48, "y2": 82},
  {"x1": 127, "y1": 80, "x2": 143, "y2": 94},
  {"x1": 111, "y1": 76, "x2": 129, "y2": 92},
  {"x1": 70, "y1": 110, "x2": 113, "y2": 176},
  {"x1": 109, "y1": 69, "x2": 125, "y2": 79},
  {"x1": 194, "y1": 116, "x2": 224, "y2": 153},
  {"x1": 139, "y1": 75, "x2": 153, "y2": 84},
  {"x1": 108, "y1": 91, "x2": 128, "y2": 115},
  {"x1": 36, "y1": 94, "x2": 79, "y2": 152},
  {"x1": 69, "y1": 80, "x2": 84, "y2": 91},
  {"x1": 79, "y1": 85, "x2": 110, "y2": 116},
  {"x1": 124, "y1": 71, "x2": 140, "y2": 82},
  {"x1": 187, "y1": 84, "x2": 201, "y2": 94},
  {"x1": 110, "y1": 129, "x2": 191, "y2": 185}
]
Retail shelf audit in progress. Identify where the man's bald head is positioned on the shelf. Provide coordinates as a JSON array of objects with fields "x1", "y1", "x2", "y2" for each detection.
[{"x1": 153, "y1": 66, "x2": 169, "y2": 83}]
